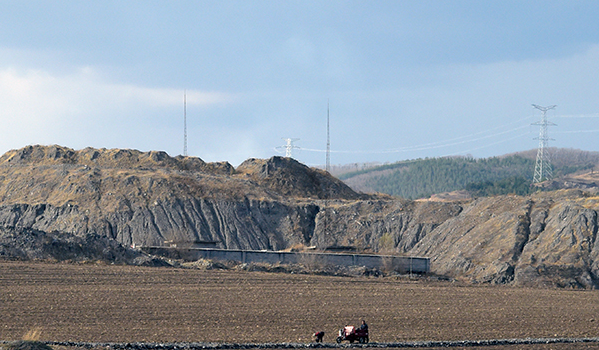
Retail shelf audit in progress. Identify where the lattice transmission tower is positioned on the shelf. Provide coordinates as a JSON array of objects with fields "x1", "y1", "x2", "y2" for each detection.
[
  {"x1": 532, "y1": 104, "x2": 557, "y2": 183},
  {"x1": 278, "y1": 138, "x2": 300, "y2": 158}
]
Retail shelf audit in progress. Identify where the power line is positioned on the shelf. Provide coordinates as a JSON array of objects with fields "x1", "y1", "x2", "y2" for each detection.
[
  {"x1": 301, "y1": 118, "x2": 533, "y2": 154},
  {"x1": 378, "y1": 115, "x2": 536, "y2": 153},
  {"x1": 555, "y1": 129, "x2": 599, "y2": 134},
  {"x1": 555, "y1": 113, "x2": 599, "y2": 118},
  {"x1": 443, "y1": 132, "x2": 531, "y2": 157},
  {"x1": 283, "y1": 109, "x2": 596, "y2": 162}
]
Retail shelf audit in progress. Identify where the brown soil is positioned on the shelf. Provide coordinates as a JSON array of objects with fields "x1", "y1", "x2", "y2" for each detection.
[{"x1": 2, "y1": 261, "x2": 599, "y2": 349}]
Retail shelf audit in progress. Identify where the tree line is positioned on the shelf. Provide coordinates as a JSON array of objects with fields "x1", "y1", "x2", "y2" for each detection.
[{"x1": 339, "y1": 149, "x2": 598, "y2": 199}]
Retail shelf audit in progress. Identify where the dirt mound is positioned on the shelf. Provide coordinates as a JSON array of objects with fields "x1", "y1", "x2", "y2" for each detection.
[
  {"x1": 419, "y1": 190, "x2": 473, "y2": 202},
  {"x1": 1, "y1": 341, "x2": 53, "y2": 350},
  {"x1": 0, "y1": 225, "x2": 165, "y2": 265},
  {"x1": 0, "y1": 146, "x2": 363, "y2": 254},
  {"x1": 535, "y1": 169, "x2": 599, "y2": 193},
  {"x1": 0, "y1": 145, "x2": 234, "y2": 175},
  {"x1": 237, "y1": 156, "x2": 364, "y2": 200}
]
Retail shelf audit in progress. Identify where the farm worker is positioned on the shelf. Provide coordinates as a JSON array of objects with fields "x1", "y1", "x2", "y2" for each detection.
[
  {"x1": 313, "y1": 331, "x2": 325, "y2": 342},
  {"x1": 360, "y1": 320, "x2": 368, "y2": 332}
]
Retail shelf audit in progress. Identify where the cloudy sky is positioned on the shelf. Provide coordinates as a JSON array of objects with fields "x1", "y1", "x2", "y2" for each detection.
[{"x1": 2, "y1": 1, "x2": 599, "y2": 166}]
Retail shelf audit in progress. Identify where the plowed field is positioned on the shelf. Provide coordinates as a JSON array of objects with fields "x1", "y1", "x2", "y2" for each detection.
[{"x1": 2, "y1": 261, "x2": 599, "y2": 349}]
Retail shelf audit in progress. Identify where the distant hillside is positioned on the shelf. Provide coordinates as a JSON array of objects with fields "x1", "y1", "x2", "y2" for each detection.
[{"x1": 340, "y1": 148, "x2": 599, "y2": 199}]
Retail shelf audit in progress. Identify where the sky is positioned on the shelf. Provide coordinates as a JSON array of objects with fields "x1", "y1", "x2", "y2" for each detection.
[{"x1": 2, "y1": 1, "x2": 599, "y2": 167}]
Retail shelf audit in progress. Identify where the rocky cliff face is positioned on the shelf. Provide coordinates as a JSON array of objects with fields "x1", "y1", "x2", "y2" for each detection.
[
  {"x1": 2, "y1": 145, "x2": 599, "y2": 288},
  {"x1": 318, "y1": 191, "x2": 599, "y2": 288},
  {"x1": 0, "y1": 145, "x2": 331, "y2": 251}
]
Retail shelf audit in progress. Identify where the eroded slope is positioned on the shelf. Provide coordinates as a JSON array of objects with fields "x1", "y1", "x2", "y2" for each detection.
[{"x1": 1, "y1": 145, "x2": 599, "y2": 288}]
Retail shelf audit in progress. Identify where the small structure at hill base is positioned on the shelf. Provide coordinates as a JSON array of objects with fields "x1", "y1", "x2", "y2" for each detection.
[
  {"x1": 140, "y1": 246, "x2": 430, "y2": 274},
  {"x1": 163, "y1": 240, "x2": 220, "y2": 248},
  {"x1": 324, "y1": 245, "x2": 357, "y2": 252}
]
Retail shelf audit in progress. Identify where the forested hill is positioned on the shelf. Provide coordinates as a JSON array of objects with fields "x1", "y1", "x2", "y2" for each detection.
[{"x1": 339, "y1": 148, "x2": 599, "y2": 199}]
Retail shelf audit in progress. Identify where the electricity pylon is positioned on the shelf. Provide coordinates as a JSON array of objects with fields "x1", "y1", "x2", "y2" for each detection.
[
  {"x1": 280, "y1": 138, "x2": 300, "y2": 158},
  {"x1": 532, "y1": 104, "x2": 557, "y2": 183}
]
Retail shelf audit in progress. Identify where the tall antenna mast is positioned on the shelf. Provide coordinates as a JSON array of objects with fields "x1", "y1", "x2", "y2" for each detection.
[
  {"x1": 183, "y1": 90, "x2": 188, "y2": 157},
  {"x1": 324, "y1": 100, "x2": 330, "y2": 238},
  {"x1": 532, "y1": 104, "x2": 557, "y2": 183},
  {"x1": 326, "y1": 99, "x2": 330, "y2": 173}
]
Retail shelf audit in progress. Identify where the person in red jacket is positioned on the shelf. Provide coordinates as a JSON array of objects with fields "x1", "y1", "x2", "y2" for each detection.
[{"x1": 313, "y1": 331, "x2": 325, "y2": 342}]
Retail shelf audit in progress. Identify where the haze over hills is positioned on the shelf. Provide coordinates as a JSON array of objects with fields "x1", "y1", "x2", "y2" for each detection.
[{"x1": 2, "y1": 145, "x2": 599, "y2": 289}]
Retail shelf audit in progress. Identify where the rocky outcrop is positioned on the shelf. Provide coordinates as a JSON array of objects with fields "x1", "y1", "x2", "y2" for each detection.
[
  {"x1": 0, "y1": 200, "x2": 320, "y2": 251},
  {"x1": 0, "y1": 146, "x2": 348, "y2": 251},
  {"x1": 0, "y1": 144, "x2": 235, "y2": 175},
  {"x1": 405, "y1": 190, "x2": 599, "y2": 288},
  {"x1": 3, "y1": 145, "x2": 599, "y2": 288},
  {"x1": 298, "y1": 190, "x2": 599, "y2": 289},
  {"x1": 513, "y1": 192, "x2": 599, "y2": 288},
  {"x1": 0, "y1": 226, "x2": 159, "y2": 265},
  {"x1": 237, "y1": 157, "x2": 364, "y2": 200}
]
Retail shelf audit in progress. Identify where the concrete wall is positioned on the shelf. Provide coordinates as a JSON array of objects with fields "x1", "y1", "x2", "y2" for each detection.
[{"x1": 141, "y1": 247, "x2": 430, "y2": 274}]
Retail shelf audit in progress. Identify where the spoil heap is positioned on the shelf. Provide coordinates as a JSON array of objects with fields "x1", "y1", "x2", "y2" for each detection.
[{"x1": 1, "y1": 145, "x2": 599, "y2": 288}]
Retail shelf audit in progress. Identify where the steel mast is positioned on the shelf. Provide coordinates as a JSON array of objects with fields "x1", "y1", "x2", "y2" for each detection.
[
  {"x1": 532, "y1": 104, "x2": 557, "y2": 183},
  {"x1": 183, "y1": 90, "x2": 188, "y2": 157}
]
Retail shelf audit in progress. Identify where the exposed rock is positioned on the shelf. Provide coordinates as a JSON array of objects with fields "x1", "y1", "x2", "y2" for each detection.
[
  {"x1": 2, "y1": 145, "x2": 599, "y2": 288},
  {"x1": 514, "y1": 191, "x2": 599, "y2": 288},
  {"x1": 534, "y1": 171, "x2": 599, "y2": 193},
  {"x1": 0, "y1": 144, "x2": 234, "y2": 175},
  {"x1": 0, "y1": 225, "x2": 145, "y2": 264},
  {"x1": 0, "y1": 146, "x2": 348, "y2": 251},
  {"x1": 408, "y1": 190, "x2": 599, "y2": 288},
  {"x1": 1, "y1": 341, "x2": 53, "y2": 350},
  {"x1": 237, "y1": 156, "x2": 364, "y2": 200},
  {"x1": 422, "y1": 190, "x2": 473, "y2": 202}
]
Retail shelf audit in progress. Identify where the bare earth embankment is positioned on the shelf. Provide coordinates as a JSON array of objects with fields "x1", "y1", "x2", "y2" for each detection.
[{"x1": 2, "y1": 261, "x2": 599, "y2": 350}]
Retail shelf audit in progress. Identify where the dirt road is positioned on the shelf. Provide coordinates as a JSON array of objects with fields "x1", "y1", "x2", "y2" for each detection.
[{"x1": 2, "y1": 261, "x2": 599, "y2": 349}]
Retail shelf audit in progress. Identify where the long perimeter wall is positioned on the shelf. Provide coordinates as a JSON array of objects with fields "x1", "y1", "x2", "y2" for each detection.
[{"x1": 141, "y1": 247, "x2": 430, "y2": 274}]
